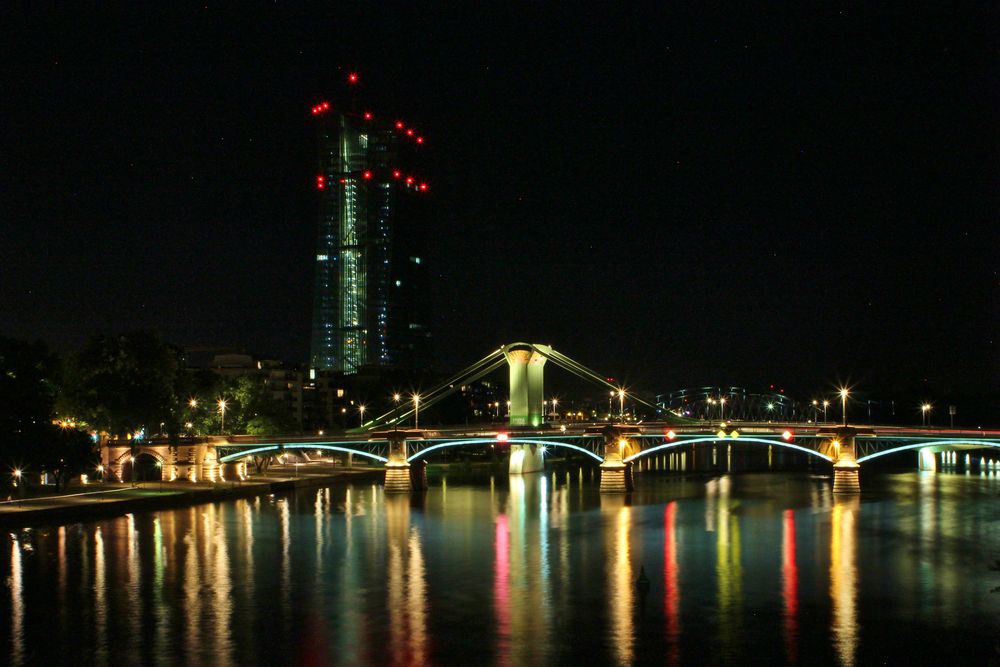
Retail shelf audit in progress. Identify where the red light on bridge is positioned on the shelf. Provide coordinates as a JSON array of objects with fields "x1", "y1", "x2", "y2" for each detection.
[
  {"x1": 348, "y1": 72, "x2": 358, "y2": 84},
  {"x1": 782, "y1": 430, "x2": 794, "y2": 441},
  {"x1": 496, "y1": 433, "x2": 508, "y2": 442},
  {"x1": 666, "y1": 430, "x2": 676, "y2": 440},
  {"x1": 363, "y1": 111, "x2": 373, "y2": 120}
]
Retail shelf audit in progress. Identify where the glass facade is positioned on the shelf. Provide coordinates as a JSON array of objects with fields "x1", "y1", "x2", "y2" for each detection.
[{"x1": 310, "y1": 110, "x2": 429, "y2": 373}]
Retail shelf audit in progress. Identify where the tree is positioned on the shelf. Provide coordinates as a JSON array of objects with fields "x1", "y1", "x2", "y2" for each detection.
[
  {"x1": 0, "y1": 337, "x2": 95, "y2": 492},
  {"x1": 189, "y1": 374, "x2": 294, "y2": 436},
  {"x1": 60, "y1": 331, "x2": 185, "y2": 440}
]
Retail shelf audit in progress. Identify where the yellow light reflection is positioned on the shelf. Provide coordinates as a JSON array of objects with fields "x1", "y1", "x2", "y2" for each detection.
[
  {"x1": 10, "y1": 533, "x2": 24, "y2": 666},
  {"x1": 607, "y1": 504, "x2": 634, "y2": 666},
  {"x1": 830, "y1": 498, "x2": 859, "y2": 667}
]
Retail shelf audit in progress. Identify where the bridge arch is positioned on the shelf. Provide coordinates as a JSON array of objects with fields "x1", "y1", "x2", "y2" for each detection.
[
  {"x1": 856, "y1": 439, "x2": 1000, "y2": 463},
  {"x1": 407, "y1": 438, "x2": 603, "y2": 463},
  {"x1": 218, "y1": 444, "x2": 388, "y2": 464},
  {"x1": 623, "y1": 436, "x2": 833, "y2": 463}
]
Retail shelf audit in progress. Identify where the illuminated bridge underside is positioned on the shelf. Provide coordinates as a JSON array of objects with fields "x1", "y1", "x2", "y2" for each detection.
[
  {"x1": 856, "y1": 439, "x2": 1000, "y2": 463},
  {"x1": 624, "y1": 435, "x2": 832, "y2": 463}
]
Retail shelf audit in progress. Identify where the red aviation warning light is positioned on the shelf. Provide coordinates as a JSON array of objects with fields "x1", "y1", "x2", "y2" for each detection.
[
  {"x1": 347, "y1": 72, "x2": 358, "y2": 84},
  {"x1": 416, "y1": 136, "x2": 424, "y2": 144},
  {"x1": 406, "y1": 128, "x2": 414, "y2": 136},
  {"x1": 395, "y1": 121, "x2": 404, "y2": 129},
  {"x1": 363, "y1": 111, "x2": 373, "y2": 120},
  {"x1": 419, "y1": 183, "x2": 428, "y2": 191},
  {"x1": 405, "y1": 176, "x2": 414, "y2": 185},
  {"x1": 311, "y1": 101, "x2": 331, "y2": 115},
  {"x1": 392, "y1": 170, "x2": 401, "y2": 179},
  {"x1": 362, "y1": 170, "x2": 372, "y2": 180},
  {"x1": 316, "y1": 175, "x2": 325, "y2": 189}
]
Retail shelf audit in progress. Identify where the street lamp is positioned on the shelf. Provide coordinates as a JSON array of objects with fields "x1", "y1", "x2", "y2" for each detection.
[
  {"x1": 609, "y1": 390, "x2": 615, "y2": 417},
  {"x1": 720, "y1": 397, "x2": 726, "y2": 422},
  {"x1": 217, "y1": 398, "x2": 228, "y2": 434},
  {"x1": 413, "y1": 394, "x2": 421, "y2": 429},
  {"x1": 618, "y1": 389, "x2": 626, "y2": 419},
  {"x1": 921, "y1": 403, "x2": 931, "y2": 427},
  {"x1": 839, "y1": 388, "x2": 849, "y2": 426},
  {"x1": 823, "y1": 400, "x2": 830, "y2": 424},
  {"x1": 359, "y1": 404, "x2": 366, "y2": 427},
  {"x1": 188, "y1": 398, "x2": 198, "y2": 409},
  {"x1": 551, "y1": 398, "x2": 558, "y2": 418}
]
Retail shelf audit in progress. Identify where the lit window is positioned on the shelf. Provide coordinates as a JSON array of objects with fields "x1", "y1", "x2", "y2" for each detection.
[
  {"x1": 411, "y1": 257, "x2": 421, "y2": 264},
  {"x1": 316, "y1": 254, "x2": 329, "y2": 261},
  {"x1": 395, "y1": 280, "x2": 402, "y2": 287}
]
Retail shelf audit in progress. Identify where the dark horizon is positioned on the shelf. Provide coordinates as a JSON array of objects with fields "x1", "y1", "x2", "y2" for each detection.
[{"x1": 2, "y1": 6, "x2": 997, "y2": 401}]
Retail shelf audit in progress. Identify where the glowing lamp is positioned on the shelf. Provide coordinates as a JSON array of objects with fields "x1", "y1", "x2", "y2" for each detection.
[
  {"x1": 362, "y1": 170, "x2": 372, "y2": 180},
  {"x1": 730, "y1": 430, "x2": 740, "y2": 439},
  {"x1": 416, "y1": 136, "x2": 424, "y2": 144},
  {"x1": 363, "y1": 111, "x2": 372, "y2": 120},
  {"x1": 406, "y1": 129, "x2": 414, "y2": 136},
  {"x1": 396, "y1": 121, "x2": 404, "y2": 129},
  {"x1": 347, "y1": 72, "x2": 358, "y2": 84},
  {"x1": 666, "y1": 430, "x2": 676, "y2": 440},
  {"x1": 393, "y1": 170, "x2": 401, "y2": 178},
  {"x1": 496, "y1": 432, "x2": 508, "y2": 442},
  {"x1": 782, "y1": 430, "x2": 794, "y2": 441},
  {"x1": 717, "y1": 429, "x2": 727, "y2": 439}
]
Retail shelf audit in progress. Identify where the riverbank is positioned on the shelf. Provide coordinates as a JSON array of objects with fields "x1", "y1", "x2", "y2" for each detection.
[{"x1": 0, "y1": 464, "x2": 383, "y2": 528}]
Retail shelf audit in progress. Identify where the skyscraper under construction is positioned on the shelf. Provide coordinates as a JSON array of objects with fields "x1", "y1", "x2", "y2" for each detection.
[{"x1": 309, "y1": 75, "x2": 431, "y2": 373}]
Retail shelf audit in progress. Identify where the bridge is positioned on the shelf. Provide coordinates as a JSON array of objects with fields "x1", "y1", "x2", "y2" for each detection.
[{"x1": 102, "y1": 343, "x2": 1000, "y2": 494}]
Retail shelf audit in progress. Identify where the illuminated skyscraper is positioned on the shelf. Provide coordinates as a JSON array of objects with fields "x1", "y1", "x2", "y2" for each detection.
[{"x1": 309, "y1": 80, "x2": 431, "y2": 373}]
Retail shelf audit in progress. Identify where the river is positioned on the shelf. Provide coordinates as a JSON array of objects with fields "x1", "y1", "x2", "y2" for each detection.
[{"x1": 2, "y1": 470, "x2": 998, "y2": 665}]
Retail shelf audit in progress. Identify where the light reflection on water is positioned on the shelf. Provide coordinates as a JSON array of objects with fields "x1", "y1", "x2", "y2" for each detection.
[{"x1": 2, "y1": 471, "x2": 999, "y2": 665}]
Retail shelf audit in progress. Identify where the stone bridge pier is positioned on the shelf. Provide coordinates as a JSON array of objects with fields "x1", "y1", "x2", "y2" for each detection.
[
  {"x1": 384, "y1": 432, "x2": 412, "y2": 494},
  {"x1": 818, "y1": 426, "x2": 871, "y2": 494},
  {"x1": 598, "y1": 425, "x2": 640, "y2": 493}
]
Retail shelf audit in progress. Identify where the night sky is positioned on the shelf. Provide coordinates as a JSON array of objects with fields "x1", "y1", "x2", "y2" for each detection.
[{"x1": 2, "y1": 6, "x2": 997, "y2": 400}]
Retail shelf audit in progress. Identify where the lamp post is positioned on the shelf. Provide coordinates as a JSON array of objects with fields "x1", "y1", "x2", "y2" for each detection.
[
  {"x1": 618, "y1": 389, "x2": 625, "y2": 420},
  {"x1": 609, "y1": 390, "x2": 614, "y2": 418},
  {"x1": 720, "y1": 397, "x2": 726, "y2": 422},
  {"x1": 359, "y1": 404, "x2": 366, "y2": 427},
  {"x1": 218, "y1": 398, "x2": 228, "y2": 434},
  {"x1": 551, "y1": 398, "x2": 558, "y2": 419},
  {"x1": 823, "y1": 400, "x2": 830, "y2": 424},
  {"x1": 392, "y1": 393, "x2": 401, "y2": 430},
  {"x1": 839, "y1": 388, "x2": 849, "y2": 426},
  {"x1": 921, "y1": 403, "x2": 931, "y2": 427},
  {"x1": 413, "y1": 394, "x2": 420, "y2": 429}
]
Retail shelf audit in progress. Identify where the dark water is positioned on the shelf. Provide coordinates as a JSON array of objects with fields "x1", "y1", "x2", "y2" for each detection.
[{"x1": 2, "y1": 470, "x2": 999, "y2": 666}]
